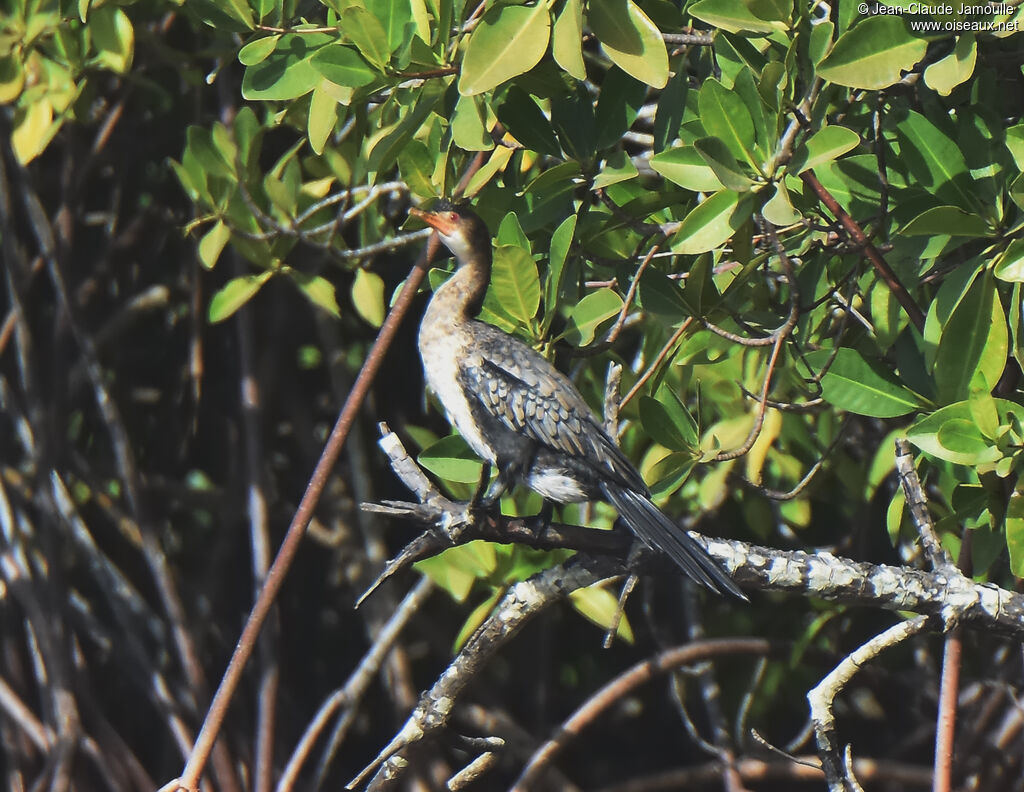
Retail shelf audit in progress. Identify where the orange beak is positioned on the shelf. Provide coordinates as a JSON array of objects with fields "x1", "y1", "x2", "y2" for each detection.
[{"x1": 408, "y1": 207, "x2": 457, "y2": 236}]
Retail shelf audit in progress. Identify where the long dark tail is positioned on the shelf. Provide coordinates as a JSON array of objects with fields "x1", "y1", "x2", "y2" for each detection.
[{"x1": 601, "y1": 483, "x2": 746, "y2": 599}]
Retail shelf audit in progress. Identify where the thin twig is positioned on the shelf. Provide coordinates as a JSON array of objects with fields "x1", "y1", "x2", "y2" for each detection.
[
  {"x1": 512, "y1": 640, "x2": 775, "y2": 790},
  {"x1": 800, "y1": 170, "x2": 925, "y2": 332}
]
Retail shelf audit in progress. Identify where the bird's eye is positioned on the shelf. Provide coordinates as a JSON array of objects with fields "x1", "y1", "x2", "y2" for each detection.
[{"x1": 447, "y1": 212, "x2": 458, "y2": 222}]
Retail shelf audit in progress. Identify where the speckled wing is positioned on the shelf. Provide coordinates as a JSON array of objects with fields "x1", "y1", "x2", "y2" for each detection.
[{"x1": 458, "y1": 324, "x2": 646, "y2": 492}]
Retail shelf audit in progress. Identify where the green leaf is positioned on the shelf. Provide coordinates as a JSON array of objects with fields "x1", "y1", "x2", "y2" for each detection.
[
  {"x1": 569, "y1": 585, "x2": 634, "y2": 644},
  {"x1": 542, "y1": 213, "x2": 576, "y2": 332},
  {"x1": 761, "y1": 181, "x2": 801, "y2": 225},
  {"x1": 452, "y1": 93, "x2": 494, "y2": 151},
  {"x1": 804, "y1": 347, "x2": 924, "y2": 418},
  {"x1": 454, "y1": 588, "x2": 504, "y2": 650},
  {"x1": 995, "y1": 238, "x2": 1024, "y2": 283},
  {"x1": 364, "y1": 0, "x2": 415, "y2": 54},
  {"x1": 923, "y1": 34, "x2": 976, "y2": 96},
  {"x1": 0, "y1": 55, "x2": 25, "y2": 104},
  {"x1": 419, "y1": 433, "x2": 485, "y2": 483},
  {"x1": 969, "y1": 390, "x2": 1000, "y2": 440},
  {"x1": 238, "y1": 35, "x2": 280, "y2": 66},
  {"x1": 653, "y1": 65, "x2": 687, "y2": 153},
  {"x1": 743, "y1": 0, "x2": 790, "y2": 22},
  {"x1": 308, "y1": 79, "x2": 339, "y2": 154},
  {"x1": 463, "y1": 145, "x2": 514, "y2": 197},
  {"x1": 366, "y1": 79, "x2": 447, "y2": 173},
  {"x1": 813, "y1": 155, "x2": 881, "y2": 219},
  {"x1": 496, "y1": 87, "x2": 561, "y2": 156},
  {"x1": 592, "y1": 149, "x2": 639, "y2": 189},
  {"x1": 907, "y1": 400, "x2": 1015, "y2": 466},
  {"x1": 693, "y1": 136, "x2": 754, "y2": 192},
  {"x1": 887, "y1": 487, "x2": 905, "y2": 545},
  {"x1": 91, "y1": 5, "x2": 135, "y2": 73},
  {"x1": 397, "y1": 139, "x2": 438, "y2": 198},
  {"x1": 697, "y1": 78, "x2": 757, "y2": 169},
  {"x1": 552, "y1": 0, "x2": 586, "y2": 80},
  {"x1": 208, "y1": 271, "x2": 274, "y2": 323},
  {"x1": 1007, "y1": 489, "x2": 1024, "y2": 577},
  {"x1": 1006, "y1": 125, "x2": 1024, "y2": 172},
  {"x1": 648, "y1": 452, "x2": 695, "y2": 500},
  {"x1": 936, "y1": 418, "x2": 991, "y2": 458},
  {"x1": 416, "y1": 541, "x2": 497, "y2": 602},
  {"x1": 896, "y1": 110, "x2": 982, "y2": 215},
  {"x1": 551, "y1": 85, "x2": 597, "y2": 162},
  {"x1": 639, "y1": 268, "x2": 689, "y2": 318},
  {"x1": 243, "y1": 33, "x2": 335, "y2": 100},
  {"x1": 671, "y1": 190, "x2": 751, "y2": 255},
  {"x1": 923, "y1": 260, "x2": 982, "y2": 369},
  {"x1": 309, "y1": 44, "x2": 377, "y2": 88},
  {"x1": 490, "y1": 245, "x2": 540, "y2": 325},
  {"x1": 594, "y1": 67, "x2": 647, "y2": 150},
  {"x1": 650, "y1": 147, "x2": 721, "y2": 192},
  {"x1": 352, "y1": 269, "x2": 385, "y2": 327},
  {"x1": 933, "y1": 270, "x2": 1006, "y2": 402},
  {"x1": 730, "y1": 66, "x2": 771, "y2": 160},
  {"x1": 817, "y1": 16, "x2": 927, "y2": 90},
  {"x1": 639, "y1": 392, "x2": 698, "y2": 452},
  {"x1": 688, "y1": 0, "x2": 781, "y2": 33},
  {"x1": 788, "y1": 125, "x2": 860, "y2": 174},
  {"x1": 588, "y1": 0, "x2": 668, "y2": 88},
  {"x1": 291, "y1": 272, "x2": 341, "y2": 317},
  {"x1": 190, "y1": 0, "x2": 254, "y2": 30},
  {"x1": 12, "y1": 98, "x2": 58, "y2": 165},
  {"x1": 341, "y1": 6, "x2": 391, "y2": 71},
  {"x1": 563, "y1": 288, "x2": 623, "y2": 346},
  {"x1": 186, "y1": 126, "x2": 234, "y2": 181},
  {"x1": 458, "y1": 3, "x2": 551, "y2": 96},
  {"x1": 497, "y1": 212, "x2": 531, "y2": 251},
  {"x1": 198, "y1": 221, "x2": 231, "y2": 270},
  {"x1": 899, "y1": 205, "x2": 990, "y2": 237}
]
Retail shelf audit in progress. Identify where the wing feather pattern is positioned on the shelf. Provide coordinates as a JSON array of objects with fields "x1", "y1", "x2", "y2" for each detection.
[
  {"x1": 456, "y1": 321, "x2": 744, "y2": 599},
  {"x1": 458, "y1": 325, "x2": 642, "y2": 489}
]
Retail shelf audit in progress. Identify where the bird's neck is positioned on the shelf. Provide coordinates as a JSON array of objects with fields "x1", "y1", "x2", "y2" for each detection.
[{"x1": 427, "y1": 249, "x2": 491, "y2": 324}]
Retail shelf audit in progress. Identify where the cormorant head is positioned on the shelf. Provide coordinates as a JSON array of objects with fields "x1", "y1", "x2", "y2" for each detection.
[{"x1": 408, "y1": 200, "x2": 491, "y2": 266}]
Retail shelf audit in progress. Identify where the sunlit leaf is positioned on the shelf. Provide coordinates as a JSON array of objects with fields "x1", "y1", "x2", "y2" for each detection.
[
  {"x1": 243, "y1": 33, "x2": 335, "y2": 100},
  {"x1": 563, "y1": 288, "x2": 623, "y2": 345},
  {"x1": 569, "y1": 585, "x2": 634, "y2": 644},
  {"x1": 588, "y1": 0, "x2": 668, "y2": 88},
  {"x1": 697, "y1": 79, "x2": 756, "y2": 168},
  {"x1": 307, "y1": 79, "x2": 339, "y2": 154},
  {"x1": 490, "y1": 245, "x2": 540, "y2": 325},
  {"x1": 458, "y1": 3, "x2": 551, "y2": 95},
  {"x1": 805, "y1": 348, "x2": 924, "y2": 418},
  {"x1": 208, "y1": 271, "x2": 274, "y2": 323},
  {"x1": 650, "y1": 147, "x2": 721, "y2": 192},
  {"x1": 310, "y1": 43, "x2": 377, "y2": 88},
  {"x1": 899, "y1": 205, "x2": 990, "y2": 237},
  {"x1": 352, "y1": 269, "x2": 385, "y2": 327},
  {"x1": 198, "y1": 220, "x2": 231, "y2": 270},
  {"x1": 419, "y1": 434, "x2": 486, "y2": 483},
  {"x1": 923, "y1": 34, "x2": 976, "y2": 96},
  {"x1": 817, "y1": 16, "x2": 927, "y2": 90},
  {"x1": 552, "y1": 0, "x2": 586, "y2": 80},
  {"x1": 693, "y1": 136, "x2": 754, "y2": 191},
  {"x1": 291, "y1": 271, "x2": 341, "y2": 317},
  {"x1": 91, "y1": 5, "x2": 135, "y2": 73},
  {"x1": 689, "y1": 0, "x2": 781, "y2": 33},
  {"x1": 671, "y1": 190, "x2": 751, "y2": 255},
  {"x1": 789, "y1": 125, "x2": 860, "y2": 174}
]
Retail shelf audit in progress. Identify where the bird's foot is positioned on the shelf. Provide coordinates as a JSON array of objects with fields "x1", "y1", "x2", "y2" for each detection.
[{"x1": 522, "y1": 501, "x2": 555, "y2": 545}]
